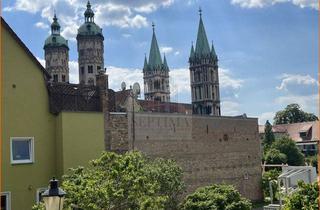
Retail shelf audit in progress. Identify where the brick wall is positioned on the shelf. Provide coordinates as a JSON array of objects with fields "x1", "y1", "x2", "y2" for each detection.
[{"x1": 109, "y1": 112, "x2": 262, "y2": 200}]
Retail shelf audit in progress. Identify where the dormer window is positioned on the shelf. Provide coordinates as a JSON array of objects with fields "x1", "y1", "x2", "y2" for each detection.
[{"x1": 300, "y1": 132, "x2": 307, "y2": 138}]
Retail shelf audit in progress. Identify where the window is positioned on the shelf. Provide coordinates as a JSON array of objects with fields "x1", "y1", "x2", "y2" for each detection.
[
  {"x1": 300, "y1": 132, "x2": 307, "y2": 138},
  {"x1": 53, "y1": 74, "x2": 58, "y2": 82},
  {"x1": 88, "y1": 78, "x2": 94, "y2": 86},
  {"x1": 10, "y1": 137, "x2": 34, "y2": 164},
  {"x1": 88, "y1": 65, "x2": 93, "y2": 73},
  {"x1": 1, "y1": 192, "x2": 11, "y2": 210},
  {"x1": 36, "y1": 188, "x2": 47, "y2": 203},
  {"x1": 62, "y1": 75, "x2": 66, "y2": 82},
  {"x1": 97, "y1": 66, "x2": 101, "y2": 70},
  {"x1": 81, "y1": 67, "x2": 84, "y2": 75}
]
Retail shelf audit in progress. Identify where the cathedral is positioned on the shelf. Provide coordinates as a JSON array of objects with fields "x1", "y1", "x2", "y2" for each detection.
[{"x1": 43, "y1": 1, "x2": 221, "y2": 116}]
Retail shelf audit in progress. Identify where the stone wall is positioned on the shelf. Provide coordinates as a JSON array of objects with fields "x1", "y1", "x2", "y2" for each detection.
[
  {"x1": 109, "y1": 113, "x2": 129, "y2": 153},
  {"x1": 109, "y1": 112, "x2": 262, "y2": 200}
]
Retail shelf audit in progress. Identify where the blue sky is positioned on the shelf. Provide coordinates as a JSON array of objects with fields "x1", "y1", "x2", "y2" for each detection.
[{"x1": 2, "y1": 0, "x2": 318, "y2": 123}]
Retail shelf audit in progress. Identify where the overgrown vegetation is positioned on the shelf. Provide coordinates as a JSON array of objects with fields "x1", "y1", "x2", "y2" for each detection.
[
  {"x1": 283, "y1": 181, "x2": 319, "y2": 210},
  {"x1": 180, "y1": 184, "x2": 252, "y2": 210}
]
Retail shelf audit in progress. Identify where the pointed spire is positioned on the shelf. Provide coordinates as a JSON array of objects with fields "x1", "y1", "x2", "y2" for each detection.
[
  {"x1": 143, "y1": 54, "x2": 148, "y2": 71},
  {"x1": 195, "y1": 9, "x2": 210, "y2": 56},
  {"x1": 190, "y1": 41, "x2": 195, "y2": 58},
  {"x1": 211, "y1": 41, "x2": 216, "y2": 58},
  {"x1": 148, "y1": 22, "x2": 162, "y2": 70},
  {"x1": 163, "y1": 54, "x2": 169, "y2": 71}
]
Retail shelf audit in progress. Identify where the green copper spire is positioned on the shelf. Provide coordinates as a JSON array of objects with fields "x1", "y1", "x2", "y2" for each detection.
[
  {"x1": 211, "y1": 41, "x2": 217, "y2": 58},
  {"x1": 84, "y1": 1, "x2": 94, "y2": 22},
  {"x1": 190, "y1": 42, "x2": 195, "y2": 58},
  {"x1": 143, "y1": 54, "x2": 148, "y2": 71},
  {"x1": 148, "y1": 22, "x2": 162, "y2": 70},
  {"x1": 51, "y1": 13, "x2": 61, "y2": 35},
  {"x1": 195, "y1": 8, "x2": 210, "y2": 56},
  {"x1": 163, "y1": 54, "x2": 169, "y2": 71}
]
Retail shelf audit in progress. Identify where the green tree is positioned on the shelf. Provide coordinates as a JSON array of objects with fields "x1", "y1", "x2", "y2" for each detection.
[
  {"x1": 274, "y1": 104, "x2": 318, "y2": 125},
  {"x1": 263, "y1": 120, "x2": 275, "y2": 149},
  {"x1": 271, "y1": 136, "x2": 304, "y2": 166},
  {"x1": 180, "y1": 184, "x2": 252, "y2": 210},
  {"x1": 284, "y1": 181, "x2": 319, "y2": 210},
  {"x1": 265, "y1": 148, "x2": 287, "y2": 165},
  {"x1": 261, "y1": 169, "x2": 281, "y2": 200},
  {"x1": 60, "y1": 151, "x2": 184, "y2": 210}
]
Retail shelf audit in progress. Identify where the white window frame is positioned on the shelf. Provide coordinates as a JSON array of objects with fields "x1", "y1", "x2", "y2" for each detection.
[
  {"x1": 10, "y1": 137, "x2": 34, "y2": 164},
  {"x1": 36, "y1": 188, "x2": 47, "y2": 203},
  {"x1": 1, "y1": 191, "x2": 11, "y2": 210}
]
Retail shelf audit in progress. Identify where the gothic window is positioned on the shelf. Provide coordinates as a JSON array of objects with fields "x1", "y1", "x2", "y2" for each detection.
[
  {"x1": 97, "y1": 66, "x2": 101, "y2": 70},
  {"x1": 53, "y1": 74, "x2": 58, "y2": 82},
  {"x1": 81, "y1": 67, "x2": 84, "y2": 75},
  {"x1": 88, "y1": 65, "x2": 93, "y2": 73},
  {"x1": 62, "y1": 75, "x2": 66, "y2": 82},
  {"x1": 199, "y1": 87, "x2": 202, "y2": 99}
]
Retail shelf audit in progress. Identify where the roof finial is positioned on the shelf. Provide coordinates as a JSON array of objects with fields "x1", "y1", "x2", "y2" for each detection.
[
  {"x1": 152, "y1": 22, "x2": 155, "y2": 32},
  {"x1": 87, "y1": 0, "x2": 91, "y2": 8},
  {"x1": 199, "y1": 7, "x2": 202, "y2": 17}
]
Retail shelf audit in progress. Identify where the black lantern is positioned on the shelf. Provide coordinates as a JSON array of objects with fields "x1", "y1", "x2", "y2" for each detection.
[{"x1": 42, "y1": 177, "x2": 66, "y2": 210}]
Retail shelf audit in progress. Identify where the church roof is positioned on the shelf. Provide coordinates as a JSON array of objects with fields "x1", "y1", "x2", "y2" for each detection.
[
  {"x1": 195, "y1": 12, "x2": 211, "y2": 56},
  {"x1": 77, "y1": 1, "x2": 103, "y2": 37},
  {"x1": 44, "y1": 14, "x2": 68, "y2": 49},
  {"x1": 148, "y1": 23, "x2": 163, "y2": 70}
]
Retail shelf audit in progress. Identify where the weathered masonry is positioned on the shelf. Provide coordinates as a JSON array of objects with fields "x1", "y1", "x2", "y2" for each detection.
[{"x1": 108, "y1": 112, "x2": 263, "y2": 201}]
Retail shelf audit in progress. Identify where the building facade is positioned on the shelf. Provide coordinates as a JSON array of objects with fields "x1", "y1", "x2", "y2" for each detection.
[
  {"x1": 44, "y1": 14, "x2": 69, "y2": 83},
  {"x1": 77, "y1": 1, "x2": 104, "y2": 85},
  {"x1": 189, "y1": 10, "x2": 221, "y2": 116},
  {"x1": 1, "y1": 18, "x2": 105, "y2": 210},
  {"x1": 143, "y1": 23, "x2": 170, "y2": 102}
]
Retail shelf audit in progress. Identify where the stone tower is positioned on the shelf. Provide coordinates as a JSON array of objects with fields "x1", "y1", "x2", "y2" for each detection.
[
  {"x1": 77, "y1": 1, "x2": 104, "y2": 85},
  {"x1": 44, "y1": 14, "x2": 69, "y2": 83},
  {"x1": 189, "y1": 9, "x2": 220, "y2": 116},
  {"x1": 143, "y1": 23, "x2": 170, "y2": 102}
]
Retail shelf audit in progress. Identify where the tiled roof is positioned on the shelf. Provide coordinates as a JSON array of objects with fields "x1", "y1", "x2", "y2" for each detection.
[
  {"x1": 48, "y1": 83, "x2": 101, "y2": 114},
  {"x1": 259, "y1": 121, "x2": 319, "y2": 142}
]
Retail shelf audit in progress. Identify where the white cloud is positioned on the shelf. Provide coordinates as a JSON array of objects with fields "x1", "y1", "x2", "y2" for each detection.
[
  {"x1": 174, "y1": 51, "x2": 180, "y2": 56},
  {"x1": 122, "y1": 33, "x2": 132, "y2": 38},
  {"x1": 160, "y1": 46, "x2": 174, "y2": 54},
  {"x1": 231, "y1": 0, "x2": 318, "y2": 9},
  {"x1": 258, "y1": 112, "x2": 275, "y2": 124},
  {"x1": 276, "y1": 73, "x2": 318, "y2": 91},
  {"x1": 219, "y1": 68, "x2": 244, "y2": 90},
  {"x1": 274, "y1": 94, "x2": 318, "y2": 114},
  {"x1": 35, "y1": 22, "x2": 49, "y2": 29},
  {"x1": 221, "y1": 101, "x2": 241, "y2": 116},
  {"x1": 69, "y1": 60, "x2": 79, "y2": 83},
  {"x1": 4, "y1": 0, "x2": 175, "y2": 41},
  {"x1": 36, "y1": 57, "x2": 45, "y2": 66}
]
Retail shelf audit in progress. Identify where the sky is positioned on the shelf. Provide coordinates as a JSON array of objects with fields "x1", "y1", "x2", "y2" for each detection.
[{"x1": 2, "y1": 0, "x2": 318, "y2": 124}]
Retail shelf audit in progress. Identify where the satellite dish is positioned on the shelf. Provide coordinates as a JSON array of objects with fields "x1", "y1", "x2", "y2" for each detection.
[
  {"x1": 121, "y1": 82, "x2": 126, "y2": 91},
  {"x1": 132, "y1": 82, "x2": 141, "y2": 96}
]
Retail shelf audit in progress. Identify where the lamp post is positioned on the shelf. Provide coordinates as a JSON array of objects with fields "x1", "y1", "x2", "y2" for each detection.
[{"x1": 42, "y1": 177, "x2": 66, "y2": 210}]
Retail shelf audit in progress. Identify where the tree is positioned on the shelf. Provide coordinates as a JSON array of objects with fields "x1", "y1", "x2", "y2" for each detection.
[
  {"x1": 274, "y1": 104, "x2": 318, "y2": 125},
  {"x1": 284, "y1": 181, "x2": 319, "y2": 210},
  {"x1": 263, "y1": 120, "x2": 275, "y2": 149},
  {"x1": 179, "y1": 184, "x2": 252, "y2": 210},
  {"x1": 261, "y1": 169, "x2": 281, "y2": 200},
  {"x1": 265, "y1": 148, "x2": 287, "y2": 165},
  {"x1": 271, "y1": 136, "x2": 304, "y2": 166},
  {"x1": 60, "y1": 151, "x2": 184, "y2": 210}
]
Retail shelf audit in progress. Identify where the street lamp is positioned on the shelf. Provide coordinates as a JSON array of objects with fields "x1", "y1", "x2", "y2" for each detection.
[{"x1": 42, "y1": 177, "x2": 66, "y2": 210}]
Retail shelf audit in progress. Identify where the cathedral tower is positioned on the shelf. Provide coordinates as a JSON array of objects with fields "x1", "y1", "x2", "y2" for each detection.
[
  {"x1": 44, "y1": 14, "x2": 69, "y2": 83},
  {"x1": 189, "y1": 9, "x2": 221, "y2": 116},
  {"x1": 143, "y1": 23, "x2": 170, "y2": 102},
  {"x1": 77, "y1": 1, "x2": 104, "y2": 85}
]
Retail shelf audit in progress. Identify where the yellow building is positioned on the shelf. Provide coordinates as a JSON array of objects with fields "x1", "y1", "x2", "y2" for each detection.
[{"x1": 1, "y1": 18, "x2": 106, "y2": 210}]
